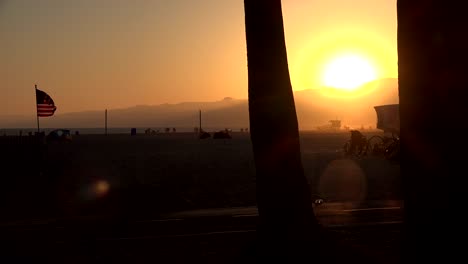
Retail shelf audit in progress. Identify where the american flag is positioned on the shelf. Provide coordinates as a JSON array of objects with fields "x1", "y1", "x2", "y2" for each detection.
[{"x1": 36, "y1": 87, "x2": 57, "y2": 117}]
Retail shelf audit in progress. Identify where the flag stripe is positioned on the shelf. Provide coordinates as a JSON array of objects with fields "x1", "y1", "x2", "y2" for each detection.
[
  {"x1": 37, "y1": 106, "x2": 56, "y2": 110},
  {"x1": 37, "y1": 105, "x2": 55, "y2": 109},
  {"x1": 36, "y1": 88, "x2": 57, "y2": 117}
]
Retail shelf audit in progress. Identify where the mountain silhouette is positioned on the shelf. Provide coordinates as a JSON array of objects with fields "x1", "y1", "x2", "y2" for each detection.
[
  {"x1": 294, "y1": 78, "x2": 399, "y2": 129},
  {"x1": 1, "y1": 79, "x2": 398, "y2": 130}
]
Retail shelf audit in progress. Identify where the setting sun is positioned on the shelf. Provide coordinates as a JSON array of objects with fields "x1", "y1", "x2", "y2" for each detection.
[{"x1": 322, "y1": 54, "x2": 377, "y2": 90}]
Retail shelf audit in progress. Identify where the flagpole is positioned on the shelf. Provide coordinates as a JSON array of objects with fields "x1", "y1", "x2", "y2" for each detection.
[
  {"x1": 105, "y1": 109, "x2": 108, "y2": 135},
  {"x1": 199, "y1": 109, "x2": 202, "y2": 132},
  {"x1": 35, "y1": 84, "x2": 40, "y2": 134}
]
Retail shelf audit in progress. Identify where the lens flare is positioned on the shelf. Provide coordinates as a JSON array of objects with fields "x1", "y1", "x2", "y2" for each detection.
[
  {"x1": 94, "y1": 180, "x2": 110, "y2": 197},
  {"x1": 318, "y1": 159, "x2": 367, "y2": 202}
]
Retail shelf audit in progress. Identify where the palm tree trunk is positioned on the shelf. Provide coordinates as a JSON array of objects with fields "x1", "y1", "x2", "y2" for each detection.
[
  {"x1": 243, "y1": 0, "x2": 320, "y2": 257},
  {"x1": 397, "y1": 1, "x2": 468, "y2": 262}
]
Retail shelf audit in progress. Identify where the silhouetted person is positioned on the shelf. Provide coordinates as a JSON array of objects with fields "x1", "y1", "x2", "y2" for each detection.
[
  {"x1": 349, "y1": 129, "x2": 366, "y2": 156},
  {"x1": 213, "y1": 130, "x2": 231, "y2": 139},
  {"x1": 199, "y1": 130, "x2": 210, "y2": 139}
]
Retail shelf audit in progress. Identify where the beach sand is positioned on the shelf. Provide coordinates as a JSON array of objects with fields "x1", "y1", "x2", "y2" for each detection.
[
  {"x1": 1, "y1": 131, "x2": 402, "y2": 262},
  {"x1": 2, "y1": 131, "x2": 401, "y2": 219}
]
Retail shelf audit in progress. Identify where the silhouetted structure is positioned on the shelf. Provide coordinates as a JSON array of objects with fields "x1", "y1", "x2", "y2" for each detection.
[
  {"x1": 105, "y1": 109, "x2": 107, "y2": 135},
  {"x1": 398, "y1": 1, "x2": 468, "y2": 262},
  {"x1": 329, "y1": 119, "x2": 341, "y2": 129},
  {"x1": 244, "y1": 0, "x2": 320, "y2": 261},
  {"x1": 374, "y1": 104, "x2": 399, "y2": 136},
  {"x1": 145, "y1": 128, "x2": 157, "y2": 135},
  {"x1": 317, "y1": 119, "x2": 342, "y2": 131}
]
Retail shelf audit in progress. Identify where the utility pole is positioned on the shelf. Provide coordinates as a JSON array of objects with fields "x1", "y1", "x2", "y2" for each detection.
[{"x1": 105, "y1": 109, "x2": 108, "y2": 135}]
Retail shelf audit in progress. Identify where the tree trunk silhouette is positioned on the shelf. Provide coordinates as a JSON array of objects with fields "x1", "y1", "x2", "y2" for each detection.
[
  {"x1": 243, "y1": 0, "x2": 321, "y2": 259},
  {"x1": 397, "y1": 1, "x2": 467, "y2": 262}
]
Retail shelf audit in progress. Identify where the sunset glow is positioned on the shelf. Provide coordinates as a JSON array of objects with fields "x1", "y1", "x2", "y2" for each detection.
[
  {"x1": 289, "y1": 25, "x2": 398, "y2": 96},
  {"x1": 1, "y1": 0, "x2": 398, "y2": 122},
  {"x1": 322, "y1": 55, "x2": 377, "y2": 91}
]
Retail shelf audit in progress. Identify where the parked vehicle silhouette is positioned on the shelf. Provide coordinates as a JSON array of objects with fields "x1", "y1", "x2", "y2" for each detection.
[{"x1": 46, "y1": 129, "x2": 72, "y2": 143}]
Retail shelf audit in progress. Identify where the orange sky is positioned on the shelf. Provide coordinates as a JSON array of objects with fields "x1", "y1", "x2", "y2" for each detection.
[{"x1": 0, "y1": 0, "x2": 397, "y2": 116}]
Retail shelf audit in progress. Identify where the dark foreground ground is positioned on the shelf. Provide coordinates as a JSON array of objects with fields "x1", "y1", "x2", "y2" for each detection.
[
  {"x1": 0, "y1": 131, "x2": 402, "y2": 263},
  {"x1": 1, "y1": 212, "x2": 402, "y2": 263}
]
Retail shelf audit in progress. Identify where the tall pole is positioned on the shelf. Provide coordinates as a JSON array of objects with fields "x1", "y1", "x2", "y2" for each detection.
[
  {"x1": 199, "y1": 109, "x2": 202, "y2": 132},
  {"x1": 105, "y1": 109, "x2": 108, "y2": 135},
  {"x1": 35, "y1": 84, "x2": 40, "y2": 134}
]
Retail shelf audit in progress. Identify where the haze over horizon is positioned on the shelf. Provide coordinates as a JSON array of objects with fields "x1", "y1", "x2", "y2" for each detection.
[
  {"x1": 1, "y1": 78, "x2": 399, "y2": 130},
  {"x1": 2, "y1": 0, "x2": 397, "y2": 120}
]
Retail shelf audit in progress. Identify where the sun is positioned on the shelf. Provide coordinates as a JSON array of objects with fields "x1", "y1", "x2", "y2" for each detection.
[{"x1": 322, "y1": 54, "x2": 377, "y2": 91}]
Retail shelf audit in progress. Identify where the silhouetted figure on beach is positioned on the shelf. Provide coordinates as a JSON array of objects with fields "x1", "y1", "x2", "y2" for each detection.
[
  {"x1": 347, "y1": 129, "x2": 367, "y2": 156},
  {"x1": 213, "y1": 130, "x2": 231, "y2": 139},
  {"x1": 199, "y1": 130, "x2": 210, "y2": 139}
]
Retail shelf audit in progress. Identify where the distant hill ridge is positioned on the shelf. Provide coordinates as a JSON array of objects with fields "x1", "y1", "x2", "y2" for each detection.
[{"x1": 1, "y1": 79, "x2": 398, "y2": 130}]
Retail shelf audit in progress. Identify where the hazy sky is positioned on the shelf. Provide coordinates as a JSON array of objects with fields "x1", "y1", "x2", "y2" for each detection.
[{"x1": 1, "y1": 0, "x2": 397, "y2": 116}]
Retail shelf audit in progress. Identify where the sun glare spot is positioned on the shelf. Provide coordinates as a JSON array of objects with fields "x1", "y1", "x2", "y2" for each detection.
[
  {"x1": 94, "y1": 180, "x2": 110, "y2": 197},
  {"x1": 322, "y1": 55, "x2": 377, "y2": 91}
]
